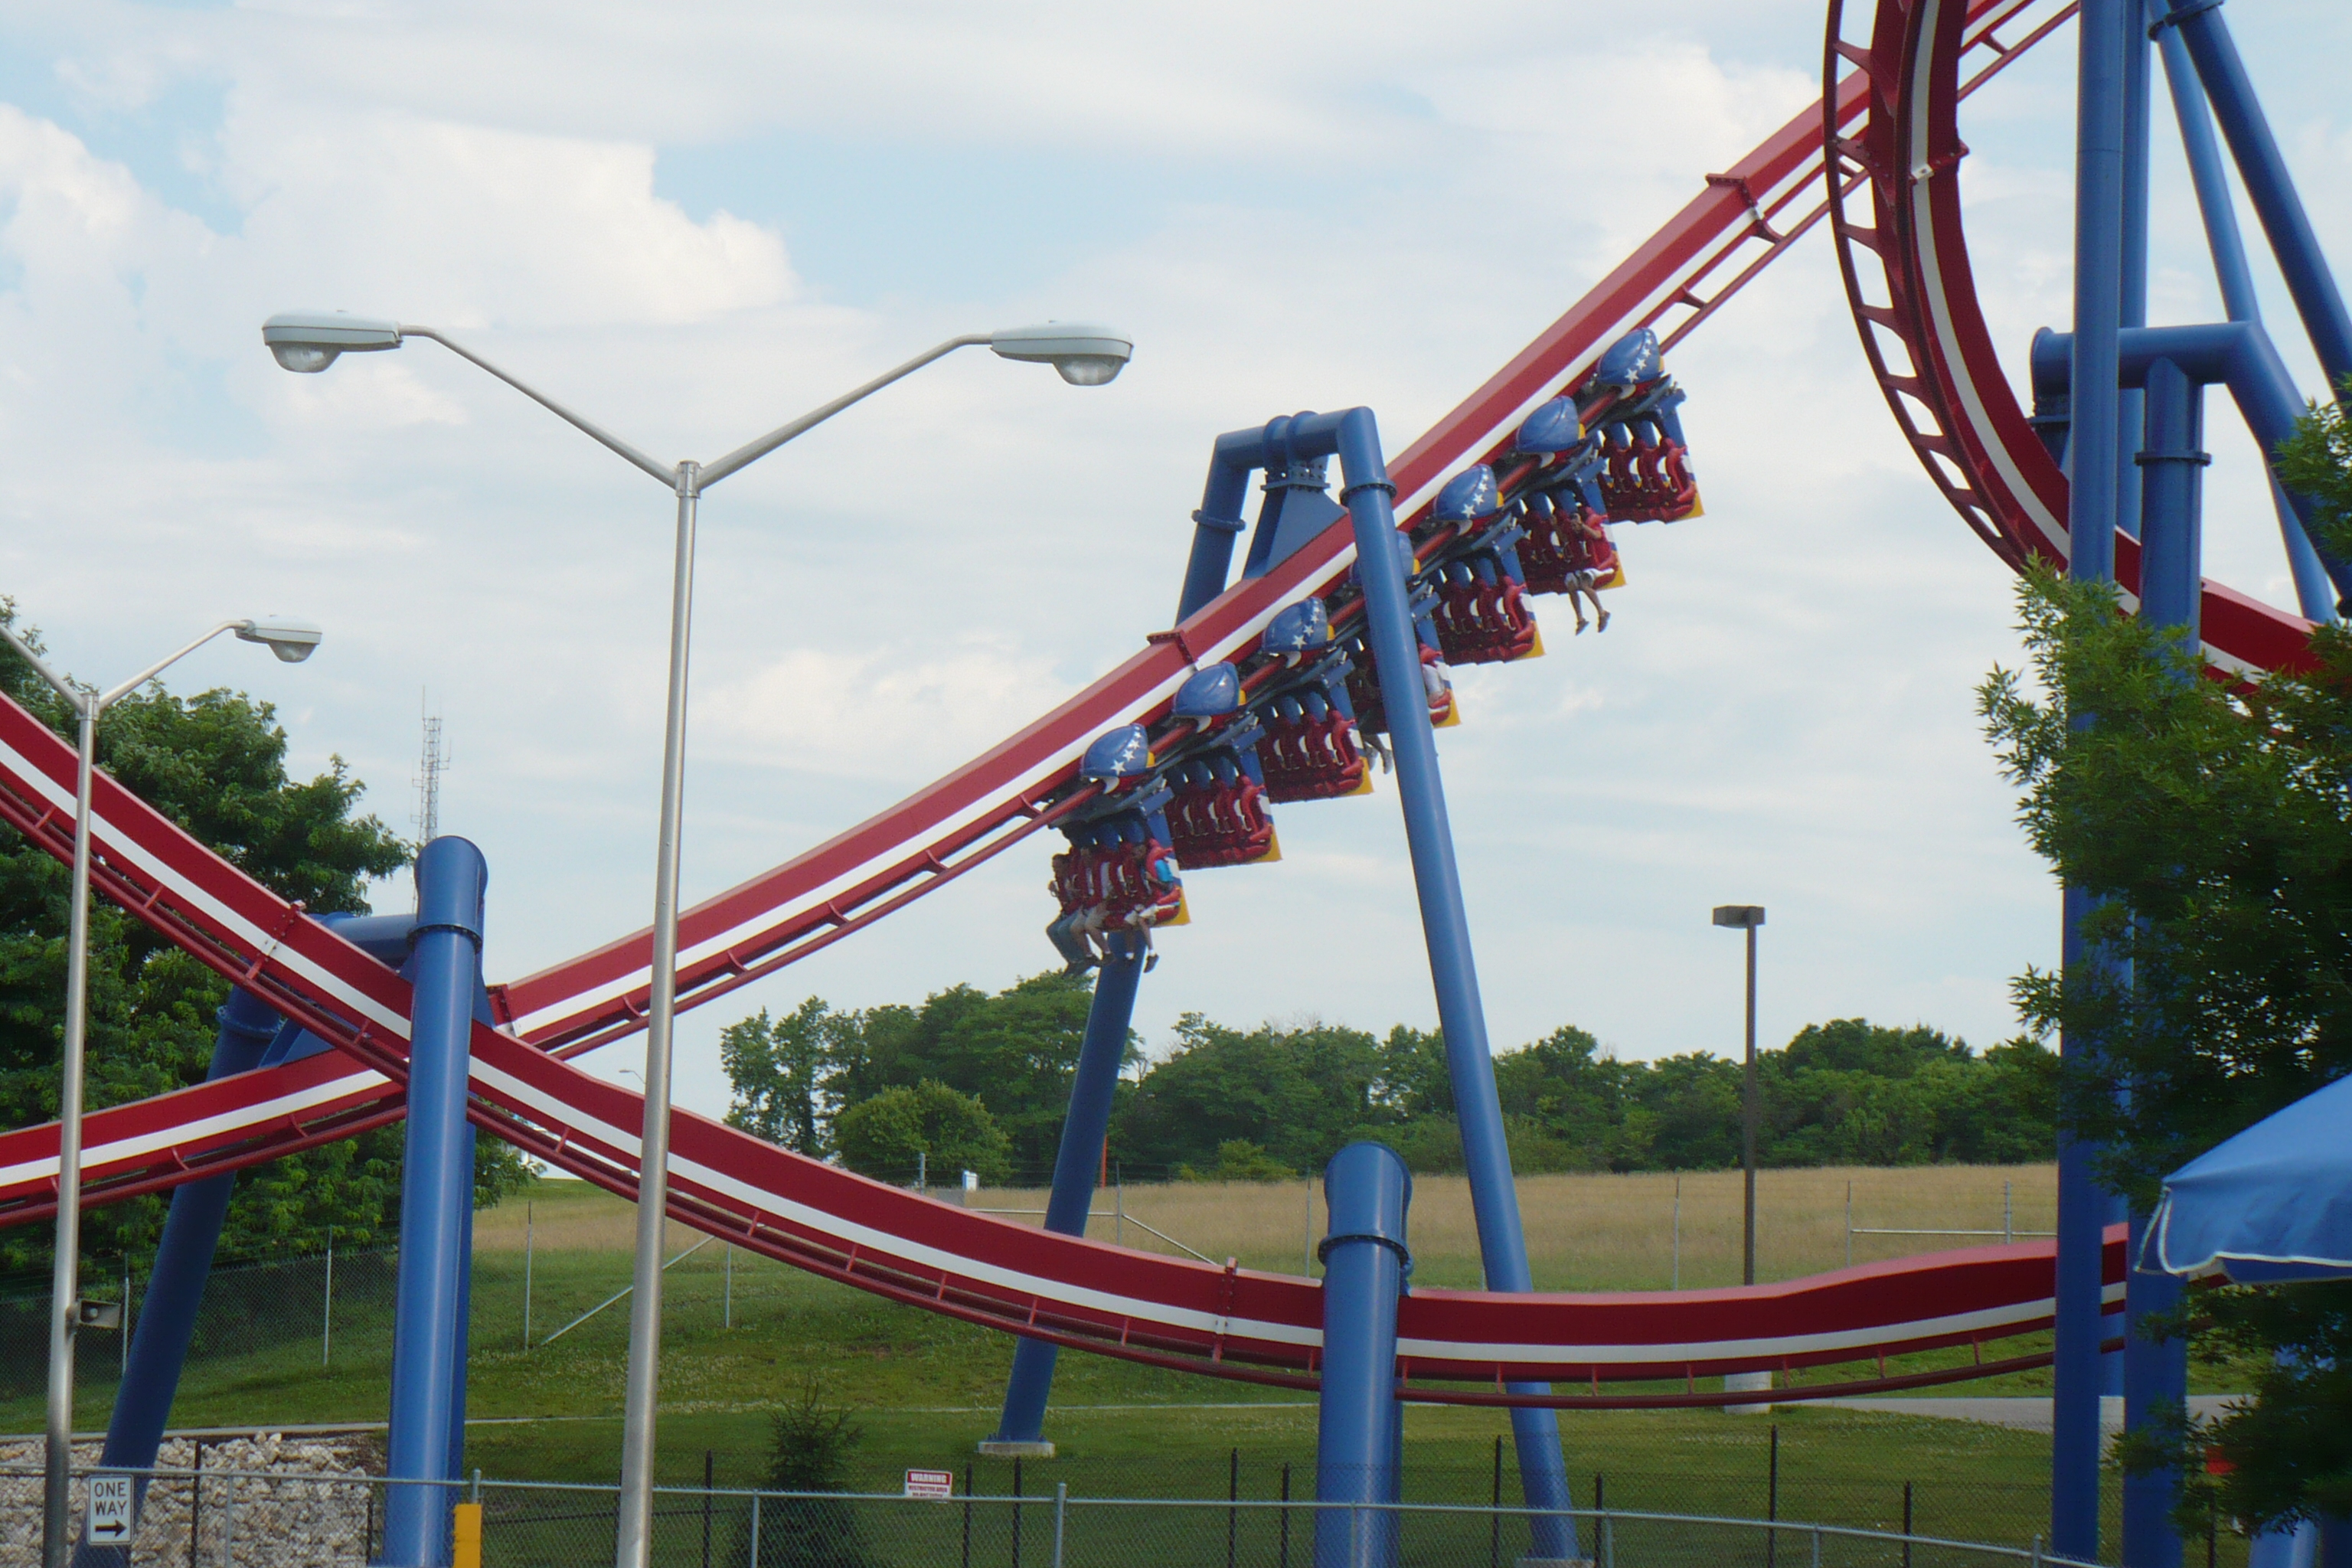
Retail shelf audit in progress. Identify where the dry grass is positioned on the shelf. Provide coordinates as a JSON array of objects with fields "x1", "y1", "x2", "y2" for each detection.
[{"x1": 481, "y1": 1164, "x2": 2056, "y2": 1292}]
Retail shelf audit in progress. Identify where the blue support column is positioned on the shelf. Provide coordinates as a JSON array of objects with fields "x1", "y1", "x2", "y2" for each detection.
[
  {"x1": 2155, "y1": 22, "x2": 2337, "y2": 623},
  {"x1": 2056, "y1": 0, "x2": 2129, "y2": 1555},
  {"x1": 986, "y1": 933, "x2": 1146, "y2": 1453},
  {"x1": 1338, "y1": 419, "x2": 1581, "y2": 1566},
  {"x1": 2160, "y1": 0, "x2": 2352, "y2": 393},
  {"x1": 1315, "y1": 1142, "x2": 1411, "y2": 1568},
  {"x1": 380, "y1": 838, "x2": 488, "y2": 1568},
  {"x1": 2118, "y1": 0, "x2": 2151, "y2": 545},
  {"x1": 2120, "y1": 356, "x2": 2200, "y2": 1568}
]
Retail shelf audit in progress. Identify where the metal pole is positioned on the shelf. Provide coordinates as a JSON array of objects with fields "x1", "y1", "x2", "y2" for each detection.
[
  {"x1": 990, "y1": 933, "x2": 1146, "y2": 1452},
  {"x1": 616, "y1": 462, "x2": 701, "y2": 1568},
  {"x1": 522, "y1": 1204, "x2": 533, "y2": 1351},
  {"x1": 1313, "y1": 1142, "x2": 1410, "y2": 1568},
  {"x1": 2158, "y1": 0, "x2": 2352, "y2": 390},
  {"x1": 2055, "y1": 2, "x2": 2128, "y2": 1558},
  {"x1": 2154, "y1": 18, "x2": 2337, "y2": 623},
  {"x1": 1333, "y1": 407, "x2": 1576, "y2": 1562},
  {"x1": 724, "y1": 1244, "x2": 733, "y2": 1330},
  {"x1": 1743, "y1": 923, "x2": 1758, "y2": 1287},
  {"x1": 1671, "y1": 1174, "x2": 1681, "y2": 1290},
  {"x1": 43, "y1": 701, "x2": 98, "y2": 1568},
  {"x1": 1844, "y1": 1181, "x2": 1852, "y2": 1270},
  {"x1": 2121, "y1": 356, "x2": 2197, "y2": 1568},
  {"x1": 322, "y1": 1240, "x2": 334, "y2": 1368},
  {"x1": 2004, "y1": 1182, "x2": 2014, "y2": 1247},
  {"x1": 381, "y1": 838, "x2": 489, "y2": 1568}
]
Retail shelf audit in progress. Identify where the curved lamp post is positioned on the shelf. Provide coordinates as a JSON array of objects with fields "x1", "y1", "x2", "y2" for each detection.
[
  {"x1": 261, "y1": 310, "x2": 1131, "y2": 1568},
  {"x1": 0, "y1": 613, "x2": 322, "y2": 1568}
]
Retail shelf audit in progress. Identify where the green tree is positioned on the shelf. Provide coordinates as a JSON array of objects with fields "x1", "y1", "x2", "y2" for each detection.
[
  {"x1": 832, "y1": 1080, "x2": 1012, "y2": 1185},
  {"x1": 1980, "y1": 557, "x2": 2352, "y2": 1533},
  {"x1": 722, "y1": 998, "x2": 839, "y2": 1157},
  {"x1": 1114, "y1": 1014, "x2": 1387, "y2": 1175},
  {"x1": 0, "y1": 606, "x2": 527, "y2": 1272},
  {"x1": 822, "y1": 969, "x2": 1125, "y2": 1174}
]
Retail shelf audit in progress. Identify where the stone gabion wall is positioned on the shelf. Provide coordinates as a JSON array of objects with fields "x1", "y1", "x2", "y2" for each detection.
[{"x1": 0, "y1": 1433, "x2": 376, "y2": 1568}]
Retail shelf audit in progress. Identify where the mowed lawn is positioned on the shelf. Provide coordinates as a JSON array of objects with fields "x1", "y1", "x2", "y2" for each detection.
[{"x1": 12, "y1": 1164, "x2": 2228, "y2": 1553}]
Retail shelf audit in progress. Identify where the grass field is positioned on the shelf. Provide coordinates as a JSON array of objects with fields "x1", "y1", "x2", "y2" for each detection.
[{"x1": 6, "y1": 1163, "x2": 2220, "y2": 1557}]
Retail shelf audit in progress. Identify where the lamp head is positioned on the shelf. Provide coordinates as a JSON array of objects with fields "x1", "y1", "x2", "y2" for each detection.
[
  {"x1": 237, "y1": 618, "x2": 325, "y2": 663},
  {"x1": 1711, "y1": 905, "x2": 1766, "y2": 929},
  {"x1": 262, "y1": 312, "x2": 403, "y2": 374},
  {"x1": 988, "y1": 322, "x2": 1133, "y2": 386}
]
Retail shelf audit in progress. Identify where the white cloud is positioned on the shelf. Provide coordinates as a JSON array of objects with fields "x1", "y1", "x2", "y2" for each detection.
[{"x1": 0, "y1": 0, "x2": 2343, "y2": 1122}]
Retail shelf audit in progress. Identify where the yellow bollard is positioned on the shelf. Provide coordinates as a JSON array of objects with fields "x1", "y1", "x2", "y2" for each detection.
[{"x1": 452, "y1": 1502, "x2": 484, "y2": 1568}]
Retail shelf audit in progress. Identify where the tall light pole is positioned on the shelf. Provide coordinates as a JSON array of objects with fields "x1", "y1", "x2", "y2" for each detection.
[
  {"x1": 261, "y1": 310, "x2": 1132, "y2": 1568},
  {"x1": 1, "y1": 612, "x2": 323, "y2": 1568},
  {"x1": 1711, "y1": 904, "x2": 1766, "y2": 1284}
]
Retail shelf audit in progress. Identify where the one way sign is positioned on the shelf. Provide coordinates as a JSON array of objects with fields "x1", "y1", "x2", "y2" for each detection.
[{"x1": 85, "y1": 1475, "x2": 133, "y2": 1544}]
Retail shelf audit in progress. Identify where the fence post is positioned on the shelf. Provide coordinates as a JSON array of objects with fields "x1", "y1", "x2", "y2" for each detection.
[
  {"x1": 1489, "y1": 1438, "x2": 1501, "y2": 1568},
  {"x1": 322, "y1": 1240, "x2": 335, "y2": 1368},
  {"x1": 1282, "y1": 1463, "x2": 1294, "y2": 1568},
  {"x1": 1012, "y1": 1456, "x2": 1024, "y2": 1568},
  {"x1": 1052, "y1": 1483, "x2": 1067, "y2": 1568},
  {"x1": 1229, "y1": 1447, "x2": 1240, "y2": 1568},
  {"x1": 188, "y1": 1442, "x2": 202, "y2": 1568},
  {"x1": 1766, "y1": 1426, "x2": 1779, "y2": 1568},
  {"x1": 724, "y1": 1246, "x2": 733, "y2": 1329},
  {"x1": 1672, "y1": 1171, "x2": 1681, "y2": 1289},
  {"x1": 1810, "y1": 1525, "x2": 1821, "y2": 1568},
  {"x1": 962, "y1": 1465, "x2": 973, "y2": 1568},
  {"x1": 522, "y1": 1203, "x2": 534, "y2": 1350},
  {"x1": 220, "y1": 1472, "x2": 234, "y2": 1568},
  {"x1": 1845, "y1": 1182, "x2": 1854, "y2": 1269},
  {"x1": 1903, "y1": 1479, "x2": 1914, "y2": 1568},
  {"x1": 749, "y1": 1492, "x2": 762, "y2": 1568},
  {"x1": 1601, "y1": 1510, "x2": 1614, "y2": 1568}
]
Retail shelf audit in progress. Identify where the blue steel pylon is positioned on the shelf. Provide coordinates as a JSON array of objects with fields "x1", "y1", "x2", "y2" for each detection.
[{"x1": 2050, "y1": 1, "x2": 2352, "y2": 1559}]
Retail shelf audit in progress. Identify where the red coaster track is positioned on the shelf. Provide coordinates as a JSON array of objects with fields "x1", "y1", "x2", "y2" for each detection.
[{"x1": 12, "y1": 0, "x2": 2272, "y2": 1405}]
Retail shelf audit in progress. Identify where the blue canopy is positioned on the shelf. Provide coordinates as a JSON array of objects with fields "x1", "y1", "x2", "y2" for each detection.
[{"x1": 2148, "y1": 1073, "x2": 2352, "y2": 1282}]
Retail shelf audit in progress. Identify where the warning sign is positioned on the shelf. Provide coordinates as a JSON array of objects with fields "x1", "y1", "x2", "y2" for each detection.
[
  {"x1": 86, "y1": 1475, "x2": 134, "y2": 1544},
  {"x1": 903, "y1": 1468, "x2": 954, "y2": 1500}
]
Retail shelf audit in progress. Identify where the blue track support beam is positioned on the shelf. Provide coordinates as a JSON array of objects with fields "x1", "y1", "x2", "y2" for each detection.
[
  {"x1": 1188, "y1": 407, "x2": 1577, "y2": 1557},
  {"x1": 2118, "y1": 0, "x2": 2151, "y2": 544},
  {"x1": 988, "y1": 933, "x2": 1146, "y2": 1449},
  {"x1": 2056, "y1": 5, "x2": 2128, "y2": 1551},
  {"x1": 2124, "y1": 1217, "x2": 2187, "y2": 1568},
  {"x1": 2154, "y1": 24, "x2": 2337, "y2": 622},
  {"x1": 2159, "y1": 0, "x2": 2352, "y2": 394},
  {"x1": 2119, "y1": 358, "x2": 2200, "y2": 1568},
  {"x1": 1326, "y1": 423, "x2": 1581, "y2": 1565},
  {"x1": 1315, "y1": 1142, "x2": 1411, "y2": 1568},
  {"x1": 2033, "y1": 322, "x2": 2352, "y2": 603},
  {"x1": 74, "y1": 988, "x2": 284, "y2": 1568},
  {"x1": 381, "y1": 838, "x2": 488, "y2": 1568}
]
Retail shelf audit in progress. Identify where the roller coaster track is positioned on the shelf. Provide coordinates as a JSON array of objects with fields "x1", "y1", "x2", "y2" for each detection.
[{"x1": 12, "y1": 0, "x2": 2298, "y2": 1404}]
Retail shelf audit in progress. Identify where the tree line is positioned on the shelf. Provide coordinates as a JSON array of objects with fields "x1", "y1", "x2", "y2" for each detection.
[{"x1": 719, "y1": 975, "x2": 2057, "y2": 1186}]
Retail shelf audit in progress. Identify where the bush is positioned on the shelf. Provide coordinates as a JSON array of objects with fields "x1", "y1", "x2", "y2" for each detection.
[
  {"x1": 742, "y1": 1382, "x2": 872, "y2": 1568},
  {"x1": 1177, "y1": 1139, "x2": 1295, "y2": 1182},
  {"x1": 832, "y1": 1080, "x2": 1012, "y2": 1184}
]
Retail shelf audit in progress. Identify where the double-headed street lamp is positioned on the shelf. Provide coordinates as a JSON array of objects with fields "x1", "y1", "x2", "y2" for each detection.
[
  {"x1": 1, "y1": 613, "x2": 323, "y2": 1568},
  {"x1": 261, "y1": 310, "x2": 1132, "y2": 1568}
]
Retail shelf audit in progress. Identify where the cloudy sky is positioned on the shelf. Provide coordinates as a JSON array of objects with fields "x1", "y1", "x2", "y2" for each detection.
[{"x1": 2, "y1": 0, "x2": 2347, "y2": 1125}]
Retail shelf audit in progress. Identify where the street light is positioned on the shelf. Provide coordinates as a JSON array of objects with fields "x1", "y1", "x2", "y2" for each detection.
[
  {"x1": 1710, "y1": 904, "x2": 1766, "y2": 1285},
  {"x1": 0, "y1": 613, "x2": 322, "y2": 1568},
  {"x1": 263, "y1": 308, "x2": 1132, "y2": 1568}
]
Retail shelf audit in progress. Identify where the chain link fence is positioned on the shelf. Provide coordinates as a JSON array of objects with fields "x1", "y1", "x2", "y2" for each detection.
[
  {"x1": 0, "y1": 1465, "x2": 2106, "y2": 1568},
  {"x1": 0, "y1": 1243, "x2": 397, "y2": 1405}
]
